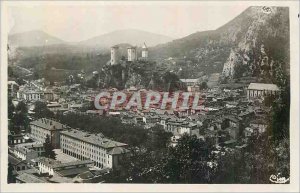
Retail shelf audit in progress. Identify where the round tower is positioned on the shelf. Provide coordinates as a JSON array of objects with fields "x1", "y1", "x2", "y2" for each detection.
[
  {"x1": 111, "y1": 46, "x2": 120, "y2": 65},
  {"x1": 142, "y1": 42, "x2": 148, "y2": 59},
  {"x1": 127, "y1": 46, "x2": 137, "y2": 62}
]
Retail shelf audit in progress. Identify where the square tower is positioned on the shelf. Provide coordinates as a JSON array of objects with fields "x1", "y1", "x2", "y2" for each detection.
[
  {"x1": 127, "y1": 46, "x2": 137, "y2": 62},
  {"x1": 111, "y1": 46, "x2": 120, "y2": 65}
]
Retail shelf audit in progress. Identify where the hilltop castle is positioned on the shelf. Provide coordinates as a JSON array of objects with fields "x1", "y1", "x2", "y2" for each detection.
[{"x1": 110, "y1": 42, "x2": 148, "y2": 65}]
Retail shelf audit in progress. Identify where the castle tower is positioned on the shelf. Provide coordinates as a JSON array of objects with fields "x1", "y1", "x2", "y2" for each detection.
[
  {"x1": 127, "y1": 46, "x2": 137, "y2": 62},
  {"x1": 111, "y1": 46, "x2": 120, "y2": 65},
  {"x1": 142, "y1": 42, "x2": 148, "y2": 59}
]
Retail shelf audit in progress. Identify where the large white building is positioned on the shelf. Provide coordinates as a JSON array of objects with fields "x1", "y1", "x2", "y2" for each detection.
[
  {"x1": 30, "y1": 118, "x2": 66, "y2": 148},
  {"x1": 17, "y1": 90, "x2": 43, "y2": 101},
  {"x1": 247, "y1": 83, "x2": 280, "y2": 100},
  {"x1": 60, "y1": 129, "x2": 129, "y2": 169}
]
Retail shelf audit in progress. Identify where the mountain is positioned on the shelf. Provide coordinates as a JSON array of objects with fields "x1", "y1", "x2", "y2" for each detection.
[
  {"x1": 8, "y1": 30, "x2": 65, "y2": 47},
  {"x1": 79, "y1": 29, "x2": 173, "y2": 48},
  {"x1": 150, "y1": 6, "x2": 289, "y2": 78}
]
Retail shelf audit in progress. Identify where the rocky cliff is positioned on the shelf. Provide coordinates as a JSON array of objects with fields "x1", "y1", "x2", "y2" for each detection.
[{"x1": 150, "y1": 6, "x2": 289, "y2": 81}]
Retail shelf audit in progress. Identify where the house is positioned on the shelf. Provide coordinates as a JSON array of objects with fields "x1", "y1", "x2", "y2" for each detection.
[
  {"x1": 44, "y1": 91, "x2": 54, "y2": 101},
  {"x1": 8, "y1": 154, "x2": 28, "y2": 172},
  {"x1": 11, "y1": 146, "x2": 39, "y2": 161},
  {"x1": 222, "y1": 116, "x2": 241, "y2": 129},
  {"x1": 8, "y1": 132, "x2": 26, "y2": 146},
  {"x1": 135, "y1": 116, "x2": 145, "y2": 125},
  {"x1": 244, "y1": 127, "x2": 257, "y2": 138},
  {"x1": 166, "y1": 119, "x2": 198, "y2": 136},
  {"x1": 47, "y1": 103, "x2": 62, "y2": 112},
  {"x1": 250, "y1": 119, "x2": 268, "y2": 133},
  {"x1": 158, "y1": 115, "x2": 171, "y2": 129},
  {"x1": 144, "y1": 114, "x2": 160, "y2": 124},
  {"x1": 23, "y1": 143, "x2": 45, "y2": 157},
  {"x1": 170, "y1": 135, "x2": 181, "y2": 147}
]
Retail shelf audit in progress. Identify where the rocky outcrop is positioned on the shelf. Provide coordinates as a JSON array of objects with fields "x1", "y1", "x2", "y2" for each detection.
[{"x1": 151, "y1": 6, "x2": 289, "y2": 80}]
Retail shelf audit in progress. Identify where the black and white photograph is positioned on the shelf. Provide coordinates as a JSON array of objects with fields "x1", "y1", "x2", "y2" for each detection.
[{"x1": 1, "y1": 1, "x2": 299, "y2": 192}]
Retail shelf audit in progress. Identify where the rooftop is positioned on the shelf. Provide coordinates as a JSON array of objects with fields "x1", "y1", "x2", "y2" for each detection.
[
  {"x1": 108, "y1": 147, "x2": 130, "y2": 155},
  {"x1": 54, "y1": 160, "x2": 94, "y2": 169},
  {"x1": 30, "y1": 118, "x2": 66, "y2": 131},
  {"x1": 8, "y1": 154, "x2": 24, "y2": 165},
  {"x1": 247, "y1": 83, "x2": 280, "y2": 91},
  {"x1": 180, "y1": 79, "x2": 199, "y2": 83},
  {"x1": 55, "y1": 166, "x2": 90, "y2": 177},
  {"x1": 61, "y1": 129, "x2": 127, "y2": 149},
  {"x1": 16, "y1": 173, "x2": 48, "y2": 183}
]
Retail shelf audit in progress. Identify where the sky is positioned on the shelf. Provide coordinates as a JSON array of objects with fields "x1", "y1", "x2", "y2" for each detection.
[{"x1": 8, "y1": 3, "x2": 249, "y2": 42}]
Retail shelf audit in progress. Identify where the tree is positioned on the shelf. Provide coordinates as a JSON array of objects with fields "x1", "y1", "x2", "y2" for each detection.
[
  {"x1": 8, "y1": 97, "x2": 15, "y2": 120},
  {"x1": 163, "y1": 71, "x2": 181, "y2": 92},
  {"x1": 145, "y1": 126, "x2": 172, "y2": 151},
  {"x1": 43, "y1": 134, "x2": 56, "y2": 159},
  {"x1": 33, "y1": 101, "x2": 54, "y2": 119},
  {"x1": 7, "y1": 162, "x2": 15, "y2": 183},
  {"x1": 11, "y1": 101, "x2": 29, "y2": 133},
  {"x1": 199, "y1": 81, "x2": 208, "y2": 90},
  {"x1": 161, "y1": 135, "x2": 214, "y2": 183}
]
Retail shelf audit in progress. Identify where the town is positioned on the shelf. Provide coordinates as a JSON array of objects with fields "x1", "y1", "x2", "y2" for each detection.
[
  {"x1": 6, "y1": 5, "x2": 291, "y2": 185},
  {"x1": 7, "y1": 42, "x2": 285, "y2": 183}
]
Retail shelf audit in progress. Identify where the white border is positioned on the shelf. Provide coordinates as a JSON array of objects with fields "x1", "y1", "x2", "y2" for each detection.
[{"x1": 1, "y1": 1, "x2": 299, "y2": 192}]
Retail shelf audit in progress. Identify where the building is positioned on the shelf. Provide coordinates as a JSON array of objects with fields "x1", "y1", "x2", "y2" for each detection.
[
  {"x1": 165, "y1": 119, "x2": 198, "y2": 136},
  {"x1": 38, "y1": 158, "x2": 93, "y2": 178},
  {"x1": 16, "y1": 83, "x2": 54, "y2": 102},
  {"x1": 8, "y1": 81, "x2": 19, "y2": 98},
  {"x1": 111, "y1": 46, "x2": 120, "y2": 65},
  {"x1": 16, "y1": 173, "x2": 48, "y2": 183},
  {"x1": 8, "y1": 132, "x2": 26, "y2": 146},
  {"x1": 142, "y1": 42, "x2": 148, "y2": 59},
  {"x1": 47, "y1": 102, "x2": 62, "y2": 112},
  {"x1": 250, "y1": 119, "x2": 268, "y2": 133},
  {"x1": 30, "y1": 118, "x2": 66, "y2": 148},
  {"x1": 43, "y1": 91, "x2": 55, "y2": 101},
  {"x1": 17, "y1": 90, "x2": 43, "y2": 101},
  {"x1": 127, "y1": 46, "x2": 137, "y2": 62},
  {"x1": 24, "y1": 143, "x2": 45, "y2": 157},
  {"x1": 247, "y1": 83, "x2": 280, "y2": 100},
  {"x1": 8, "y1": 154, "x2": 28, "y2": 172},
  {"x1": 36, "y1": 157, "x2": 61, "y2": 175},
  {"x1": 60, "y1": 129, "x2": 129, "y2": 169},
  {"x1": 11, "y1": 146, "x2": 39, "y2": 161},
  {"x1": 180, "y1": 79, "x2": 199, "y2": 92},
  {"x1": 222, "y1": 116, "x2": 241, "y2": 128}
]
